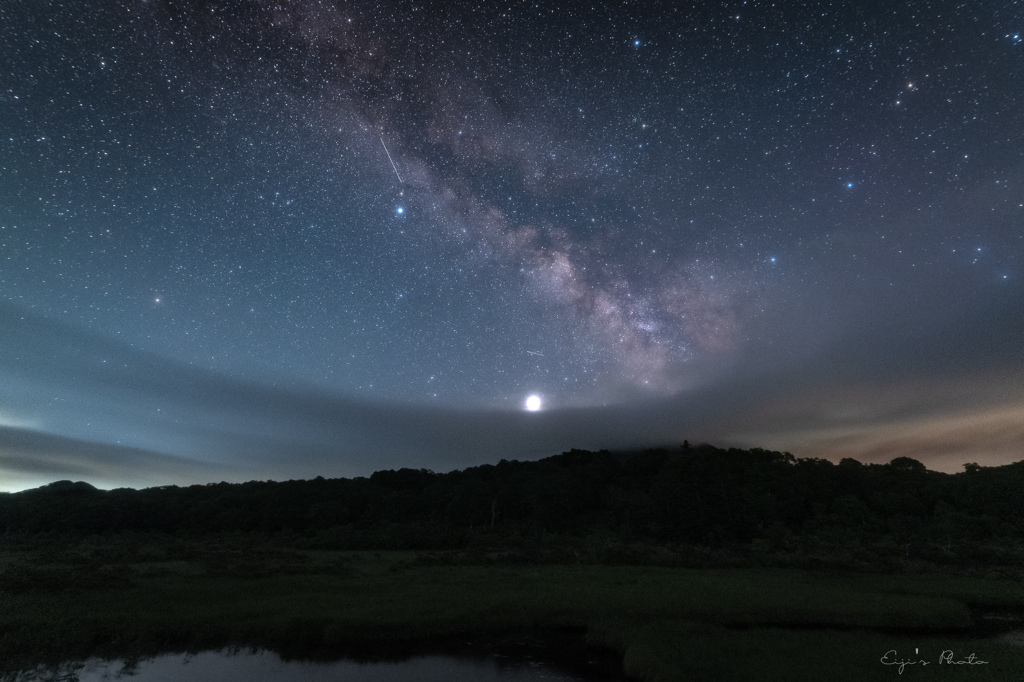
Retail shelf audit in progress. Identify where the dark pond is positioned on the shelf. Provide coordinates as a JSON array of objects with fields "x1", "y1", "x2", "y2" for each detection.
[
  {"x1": 10, "y1": 651, "x2": 588, "y2": 681},
  {"x1": 6, "y1": 632, "x2": 631, "y2": 682}
]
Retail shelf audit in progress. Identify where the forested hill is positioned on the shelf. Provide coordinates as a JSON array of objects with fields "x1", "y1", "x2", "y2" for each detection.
[{"x1": 2, "y1": 445, "x2": 1023, "y2": 567}]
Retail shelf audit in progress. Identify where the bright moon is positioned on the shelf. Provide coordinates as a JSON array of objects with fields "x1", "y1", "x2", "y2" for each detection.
[{"x1": 525, "y1": 395, "x2": 542, "y2": 411}]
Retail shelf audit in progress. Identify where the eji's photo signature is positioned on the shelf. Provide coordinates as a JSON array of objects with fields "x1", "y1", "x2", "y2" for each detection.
[{"x1": 881, "y1": 648, "x2": 989, "y2": 674}]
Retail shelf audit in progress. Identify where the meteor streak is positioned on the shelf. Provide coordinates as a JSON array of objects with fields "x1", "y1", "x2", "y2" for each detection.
[
  {"x1": 380, "y1": 136, "x2": 403, "y2": 184},
  {"x1": 526, "y1": 350, "x2": 544, "y2": 357}
]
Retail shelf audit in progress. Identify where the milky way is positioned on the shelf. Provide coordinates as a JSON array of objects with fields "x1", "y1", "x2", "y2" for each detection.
[{"x1": 1, "y1": 0, "x2": 1022, "y2": 489}]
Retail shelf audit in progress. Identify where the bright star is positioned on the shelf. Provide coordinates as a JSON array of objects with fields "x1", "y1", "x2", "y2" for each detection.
[{"x1": 396, "y1": 207, "x2": 404, "y2": 214}]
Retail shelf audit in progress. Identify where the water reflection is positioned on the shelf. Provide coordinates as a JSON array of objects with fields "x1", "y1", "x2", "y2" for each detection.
[{"x1": 9, "y1": 648, "x2": 616, "y2": 681}]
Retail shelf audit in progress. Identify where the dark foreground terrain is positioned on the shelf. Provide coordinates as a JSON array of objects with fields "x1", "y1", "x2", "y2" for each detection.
[{"x1": 3, "y1": 445, "x2": 1024, "y2": 680}]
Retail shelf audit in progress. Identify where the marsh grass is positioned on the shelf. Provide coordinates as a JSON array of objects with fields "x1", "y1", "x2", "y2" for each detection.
[
  {"x1": 2, "y1": 546, "x2": 1024, "y2": 680},
  {"x1": 591, "y1": 621, "x2": 1024, "y2": 681}
]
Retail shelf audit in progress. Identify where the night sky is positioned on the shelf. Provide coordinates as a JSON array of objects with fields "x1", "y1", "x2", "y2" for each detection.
[{"x1": 2, "y1": 0, "x2": 1023, "y2": 491}]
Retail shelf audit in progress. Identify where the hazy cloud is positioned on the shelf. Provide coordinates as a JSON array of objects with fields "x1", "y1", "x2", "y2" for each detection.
[{"x1": 2, "y1": 287, "x2": 1023, "y2": 491}]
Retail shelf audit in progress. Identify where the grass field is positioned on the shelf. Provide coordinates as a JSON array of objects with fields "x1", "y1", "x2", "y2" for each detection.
[{"x1": 2, "y1": 544, "x2": 1023, "y2": 680}]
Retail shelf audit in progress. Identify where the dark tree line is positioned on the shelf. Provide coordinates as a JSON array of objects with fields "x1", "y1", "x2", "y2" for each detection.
[{"x1": 2, "y1": 445, "x2": 1023, "y2": 566}]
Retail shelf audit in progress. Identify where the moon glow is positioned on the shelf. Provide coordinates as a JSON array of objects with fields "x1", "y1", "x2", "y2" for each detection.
[{"x1": 525, "y1": 395, "x2": 542, "y2": 411}]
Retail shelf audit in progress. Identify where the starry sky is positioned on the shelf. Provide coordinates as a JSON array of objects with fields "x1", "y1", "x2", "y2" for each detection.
[{"x1": 2, "y1": 0, "x2": 1023, "y2": 491}]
